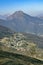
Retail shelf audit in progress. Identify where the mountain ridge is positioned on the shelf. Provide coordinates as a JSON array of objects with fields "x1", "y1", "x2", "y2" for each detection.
[{"x1": 0, "y1": 11, "x2": 43, "y2": 35}]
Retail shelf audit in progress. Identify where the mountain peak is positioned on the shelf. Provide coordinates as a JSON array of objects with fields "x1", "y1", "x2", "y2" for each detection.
[
  {"x1": 7, "y1": 11, "x2": 25, "y2": 20},
  {"x1": 12, "y1": 10, "x2": 24, "y2": 17},
  {"x1": 14, "y1": 11, "x2": 24, "y2": 14}
]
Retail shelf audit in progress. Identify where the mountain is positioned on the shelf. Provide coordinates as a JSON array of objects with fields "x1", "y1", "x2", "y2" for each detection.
[
  {"x1": 0, "y1": 11, "x2": 43, "y2": 65},
  {"x1": 0, "y1": 25, "x2": 12, "y2": 32},
  {"x1": 0, "y1": 15, "x2": 7, "y2": 20},
  {"x1": 0, "y1": 11, "x2": 43, "y2": 35},
  {"x1": 37, "y1": 13, "x2": 43, "y2": 19},
  {"x1": 0, "y1": 25, "x2": 13, "y2": 39}
]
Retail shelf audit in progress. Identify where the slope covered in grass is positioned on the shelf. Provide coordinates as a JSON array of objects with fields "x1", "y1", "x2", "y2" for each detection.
[{"x1": 0, "y1": 50, "x2": 43, "y2": 65}]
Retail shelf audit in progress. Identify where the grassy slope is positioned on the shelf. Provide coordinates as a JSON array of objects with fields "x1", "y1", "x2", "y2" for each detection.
[{"x1": 0, "y1": 50, "x2": 43, "y2": 65}]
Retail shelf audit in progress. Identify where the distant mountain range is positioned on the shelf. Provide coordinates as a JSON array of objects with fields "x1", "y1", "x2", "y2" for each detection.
[{"x1": 0, "y1": 11, "x2": 43, "y2": 35}]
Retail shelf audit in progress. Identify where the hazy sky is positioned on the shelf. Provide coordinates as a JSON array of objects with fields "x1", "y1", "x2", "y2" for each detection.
[{"x1": 0, "y1": 0, "x2": 43, "y2": 16}]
